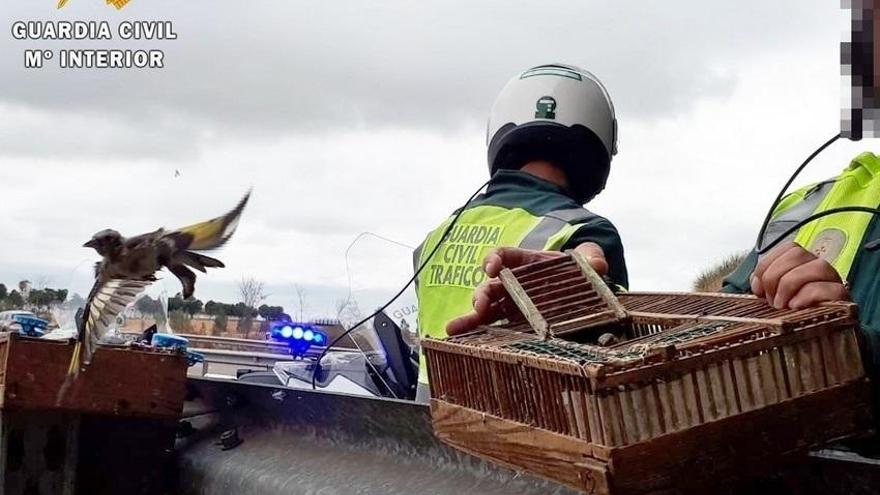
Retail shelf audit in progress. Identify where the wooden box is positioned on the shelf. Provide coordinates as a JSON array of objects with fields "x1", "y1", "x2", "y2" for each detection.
[
  {"x1": 0, "y1": 334, "x2": 188, "y2": 495},
  {"x1": 0, "y1": 333, "x2": 188, "y2": 419},
  {"x1": 423, "y1": 255, "x2": 874, "y2": 494}
]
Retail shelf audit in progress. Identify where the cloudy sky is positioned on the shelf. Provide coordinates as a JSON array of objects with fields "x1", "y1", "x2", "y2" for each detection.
[{"x1": 0, "y1": 0, "x2": 873, "y2": 321}]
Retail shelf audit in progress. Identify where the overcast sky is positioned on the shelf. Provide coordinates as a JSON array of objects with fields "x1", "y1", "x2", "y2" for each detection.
[{"x1": 0, "y1": 0, "x2": 874, "y2": 321}]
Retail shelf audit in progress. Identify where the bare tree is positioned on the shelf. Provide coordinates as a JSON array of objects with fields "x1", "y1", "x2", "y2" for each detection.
[
  {"x1": 293, "y1": 284, "x2": 308, "y2": 321},
  {"x1": 238, "y1": 276, "x2": 268, "y2": 308},
  {"x1": 238, "y1": 276, "x2": 267, "y2": 339},
  {"x1": 33, "y1": 276, "x2": 52, "y2": 290}
]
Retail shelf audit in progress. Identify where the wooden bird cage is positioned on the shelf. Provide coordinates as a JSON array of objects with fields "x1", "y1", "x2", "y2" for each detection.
[{"x1": 423, "y1": 252, "x2": 874, "y2": 495}]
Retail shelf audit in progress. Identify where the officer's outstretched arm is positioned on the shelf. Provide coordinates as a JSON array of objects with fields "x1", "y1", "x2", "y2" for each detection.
[{"x1": 446, "y1": 243, "x2": 607, "y2": 336}]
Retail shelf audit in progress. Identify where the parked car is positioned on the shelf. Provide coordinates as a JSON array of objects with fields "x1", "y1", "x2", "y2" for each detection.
[{"x1": 0, "y1": 311, "x2": 48, "y2": 337}]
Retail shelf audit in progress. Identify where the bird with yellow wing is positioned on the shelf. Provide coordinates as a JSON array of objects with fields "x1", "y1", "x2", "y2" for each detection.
[{"x1": 65, "y1": 190, "x2": 251, "y2": 382}]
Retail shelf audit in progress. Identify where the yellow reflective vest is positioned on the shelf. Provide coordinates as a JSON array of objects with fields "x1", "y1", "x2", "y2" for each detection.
[{"x1": 414, "y1": 170, "x2": 628, "y2": 383}]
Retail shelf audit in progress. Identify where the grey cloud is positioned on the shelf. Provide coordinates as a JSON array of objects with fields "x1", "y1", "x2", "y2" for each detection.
[{"x1": 0, "y1": 0, "x2": 831, "y2": 159}]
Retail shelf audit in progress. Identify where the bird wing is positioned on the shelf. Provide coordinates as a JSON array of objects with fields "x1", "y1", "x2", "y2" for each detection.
[
  {"x1": 163, "y1": 190, "x2": 251, "y2": 252},
  {"x1": 82, "y1": 278, "x2": 152, "y2": 365}
]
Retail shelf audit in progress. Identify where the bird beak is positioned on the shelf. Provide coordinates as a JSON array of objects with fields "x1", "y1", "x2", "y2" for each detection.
[{"x1": 83, "y1": 240, "x2": 97, "y2": 249}]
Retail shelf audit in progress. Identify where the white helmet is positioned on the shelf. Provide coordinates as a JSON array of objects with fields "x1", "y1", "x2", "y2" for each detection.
[{"x1": 487, "y1": 64, "x2": 617, "y2": 203}]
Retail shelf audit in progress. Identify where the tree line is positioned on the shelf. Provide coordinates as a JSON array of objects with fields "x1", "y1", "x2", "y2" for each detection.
[
  {"x1": 0, "y1": 281, "x2": 75, "y2": 312},
  {"x1": 1, "y1": 276, "x2": 298, "y2": 340}
]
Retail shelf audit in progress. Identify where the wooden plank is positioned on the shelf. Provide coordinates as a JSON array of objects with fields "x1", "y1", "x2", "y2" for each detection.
[
  {"x1": 771, "y1": 349, "x2": 790, "y2": 401},
  {"x1": 820, "y1": 333, "x2": 840, "y2": 387},
  {"x1": 681, "y1": 372, "x2": 702, "y2": 426},
  {"x1": 798, "y1": 340, "x2": 817, "y2": 393},
  {"x1": 642, "y1": 384, "x2": 663, "y2": 439},
  {"x1": 431, "y1": 399, "x2": 611, "y2": 494},
  {"x1": 2, "y1": 336, "x2": 186, "y2": 419},
  {"x1": 608, "y1": 392, "x2": 626, "y2": 447},
  {"x1": 606, "y1": 380, "x2": 873, "y2": 495},
  {"x1": 720, "y1": 361, "x2": 741, "y2": 415},
  {"x1": 498, "y1": 268, "x2": 548, "y2": 338},
  {"x1": 594, "y1": 322, "x2": 854, "y2": 388},
  {"x1": 668, "y1": 376, "x2": 691, "y2": 429},
  {"x1": 561, "y1": 388, "x2": 578, "y2": 438},
  {"x1": 571, "y1": 250, "x2": 628, "y2": 321},
  {"x1": 746, "y1": 355, "x2": 766, "y2": 408},
  {"x1": 757, "y1": 352, "x2": 779, "y2": 405},
  {"x1": 695, "y1": 368, "x2": 716, "y2": 422},
  {"x1": 630, "y1": 386, "x2": 651, "y2": 442},
  {"x1": 618, "y1": 388, "x2": 639, "y2": 444},
  {"x1": 587, "y1": 390, "x2": 604, "y2": 446},
  {"x1": 809, "y1": 338, "x2": 828, "y2": 390},
  {"x1": 732, "y1": 358, "x2": 754, "y2": 412},
  {"x1": 549, "y1": 311, "x2": 621, "y2": 336},
  {"x1": 570, "y1": 389, "x2": 590, "y2": 441},
  {"x1": 707, "y1": 363, "x2": 729, "y2": 419},
  {"x1": 839, "y1": 329, "x2": 866, "y2": 382},
  {"x1": 782, "y1": 343, "x2": 803, "y2": 398},
  {"x1": 597, "y1": 393, "x2": 619, "y2": 447},
  {"x1": 655, "y1": 380, "x2": 675, "y2": 432}
]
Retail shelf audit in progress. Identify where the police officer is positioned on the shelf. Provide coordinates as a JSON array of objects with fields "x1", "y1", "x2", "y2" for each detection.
[
  {"x1": 414, "y1": 64, "x2": 628, "y2": 386},
  {"x1": 723, "y1": 151, "x2": 880, "y2": 370}
]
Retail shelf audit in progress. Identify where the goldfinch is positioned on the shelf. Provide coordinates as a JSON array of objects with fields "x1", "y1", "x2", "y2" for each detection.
[{"x1": 68, "y1": 190, "x2": 250, "y2": 378}]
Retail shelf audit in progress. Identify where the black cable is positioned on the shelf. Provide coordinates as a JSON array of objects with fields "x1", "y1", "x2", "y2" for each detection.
[
  {"x1": 311, "y1": 179, "x2": 491, "y2": 390},
  {"x1": 755, "y1": 133, "x2": 841, "y2": 252},
  {"x1": 756, "y1": 206, "x2": 880, "y2": 255}
]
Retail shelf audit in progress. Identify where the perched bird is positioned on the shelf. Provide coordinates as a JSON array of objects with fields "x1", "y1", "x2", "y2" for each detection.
[{"x1": 65, "y1": 190, "x2": 251, "y2": 382}]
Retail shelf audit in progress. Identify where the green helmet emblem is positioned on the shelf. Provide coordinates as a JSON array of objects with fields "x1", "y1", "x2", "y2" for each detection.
[{"x1": 535, "y1": 96, "x2": 557, "y2": 119}]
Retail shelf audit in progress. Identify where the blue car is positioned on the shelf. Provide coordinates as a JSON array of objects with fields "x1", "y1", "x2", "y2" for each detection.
[{"x1": 0, "y1": 311, "x2": 48, "y2": 337}]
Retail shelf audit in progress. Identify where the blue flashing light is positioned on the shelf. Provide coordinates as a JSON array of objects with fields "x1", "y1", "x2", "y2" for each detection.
[{"x1": 269, "y1": 321, "x2": 328, "y2": 354}]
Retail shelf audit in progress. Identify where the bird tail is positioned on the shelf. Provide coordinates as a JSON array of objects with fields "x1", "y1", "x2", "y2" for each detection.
[
  {"x1": 166, "y1": 190, "x2": 251, "y2": 252},
  {"x1": 176, "y1": 251, "x2": 225, "y2": 273},
  {"x1": 56, "y1": 341, "x2": 82, "y2": 405}
]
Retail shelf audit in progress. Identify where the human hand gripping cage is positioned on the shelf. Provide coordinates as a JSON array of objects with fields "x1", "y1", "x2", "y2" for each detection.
[{"x1": 421, "y1": 252, "x2": 874, "y2": 495}]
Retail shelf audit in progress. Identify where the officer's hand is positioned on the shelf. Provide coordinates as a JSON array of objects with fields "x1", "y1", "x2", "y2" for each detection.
[
  {"x1": 446, "y1": 243, "x2": 608, "y2": 336},
  {"x1": 750, "y1": 241, "x2": 849, "y2": 310}
]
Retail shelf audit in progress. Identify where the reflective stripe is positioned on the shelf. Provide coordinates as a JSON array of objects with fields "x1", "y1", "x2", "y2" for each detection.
[
  {"x1": 518, "y1": 207, "x2": 597, "y2": 249},
  {"x1": 412, "y1": 241, "x2": 424, "y2": 273},
  {"x1": 546, "y1": 207, "x2": 597, "y2": 223},
  {"x1": 761, "y1": 181, "x2": 834, "y2": 248},
  {"x1": 518, "y1": 216, "x2": 567, "y2": 249},
  {"x1": 412, "y1": 241, "x2": 424, "y2": 291}
]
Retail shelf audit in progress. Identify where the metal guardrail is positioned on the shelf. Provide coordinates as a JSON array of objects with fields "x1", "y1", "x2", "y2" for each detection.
[
  {"x1": 179, "y1": 334, "x2": 293, "y2": 354},
  {"x1": 179, "y1": 333, "x2": 367, "y2": 379},
  {"x1": 190, "y1": 348, "x2": 296, "y2": 376},
  {"x1": 183, "y1": 335, "x2": 327, "y2": 378}
]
